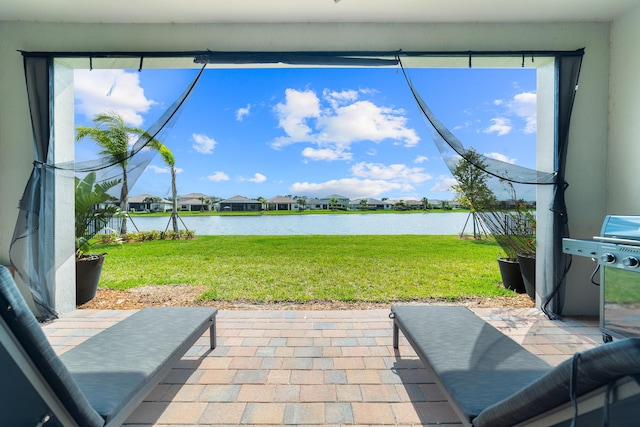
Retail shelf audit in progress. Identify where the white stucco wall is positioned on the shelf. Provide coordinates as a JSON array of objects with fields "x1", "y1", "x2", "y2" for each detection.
[
  {"x1": 609, "y1": 5, "x2": 640, "y2": 215},
  {"x1": 0, "y1": 20, "x2": 618, "y2": 314}
]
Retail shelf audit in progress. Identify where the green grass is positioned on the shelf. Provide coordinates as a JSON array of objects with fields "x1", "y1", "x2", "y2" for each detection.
[{"x1": 98, "y1": 235, "x2": 511, "y2": 304}]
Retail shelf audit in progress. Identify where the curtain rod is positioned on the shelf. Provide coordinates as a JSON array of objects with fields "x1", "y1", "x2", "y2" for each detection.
[{"x1": 18, "y1": 48, "x2": 585, "y2": 59}]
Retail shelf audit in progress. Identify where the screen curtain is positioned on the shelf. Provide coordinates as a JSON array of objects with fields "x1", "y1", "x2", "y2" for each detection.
[
  {"x1": 9, "y1": 56, "x2": 58, "y2": 320},
  {"x1": 399, "y1": 51, "x2": 583, "y2": 318},
  {"x1": 11, "y1": 55, "x2": 204, "y2": 321}
]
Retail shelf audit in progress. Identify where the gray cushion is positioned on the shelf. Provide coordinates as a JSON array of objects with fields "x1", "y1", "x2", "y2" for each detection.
[
  {"x1": 473, "y1": 337, "x2": 640, "y2": 427},
  {"x1": 391, "y1": 305, "x2": 552, "y2": 421},
  {"x1": 0, "y1": 265, "x2": 105, "y2": 427},
  {"x1": 60, "y1": 306, "x2": 216, "y2": 424}
]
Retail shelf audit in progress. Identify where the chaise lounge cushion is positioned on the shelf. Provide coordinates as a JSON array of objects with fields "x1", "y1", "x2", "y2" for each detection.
[
  {"x1": 473, "y1": 337, "x2": 640, "y2": 427},
  {"x1": 391, "y1": 305, "x2": 552, "y2": 421},
  {"x1": 61, "y1": 306, "x2": 216, "y2": 424},
  {"x1": 0, "y1": 265, "x2": 105, "y2": 427}
]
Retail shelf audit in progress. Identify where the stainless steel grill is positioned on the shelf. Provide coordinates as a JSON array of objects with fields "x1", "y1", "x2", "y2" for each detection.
[{"x1": 563, "y1": 215, "x2": 640, "y2": 341}]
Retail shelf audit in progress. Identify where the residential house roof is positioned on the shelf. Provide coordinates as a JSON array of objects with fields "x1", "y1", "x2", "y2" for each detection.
[
  {"x1": 267, "y1": 196, "x2": 297, "y2": 204},
  {"x1": 180, "y1": 192, "x2": 210, "y2": 200},
  {"x1": 220, "y1": 195, "x2": 261, "y2": 204},
  {"x1": 128, "y1": 194, "x2": 171, "y2": 204}
]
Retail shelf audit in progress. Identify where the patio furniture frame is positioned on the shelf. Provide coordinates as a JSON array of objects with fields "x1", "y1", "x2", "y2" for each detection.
[
  {"x1": 390, "y1": 305, "x2": 640, "y2": 427},
  {"x1": 0, "y1": 265, "x2": 217, "y2": 427}
]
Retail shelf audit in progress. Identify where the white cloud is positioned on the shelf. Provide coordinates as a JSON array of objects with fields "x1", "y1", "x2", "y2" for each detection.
[
  {"x1": 207, "y1": 171, "x2": 229, "y2": 182},
  {"x1": 484, "y1": 152, "x2": 517, "y2": 164},
  {"x1": 323, "y1": 89, "x2": 359, "y2": 109},
  {"x1": 453, "y1": 120, "x2": 475, "y2": 130},
  {"x1": 236, "y1": 104, "x2": 251, "y2": 121},
  {"x1": 291, "y1": 161, "x2": 432, "y2": 199},
  {"x1": 509, "y1": 91, "x2": 537, "y2": 133},
  {"x1": 273, "y1": 89, "x2": 321, "y2": 146},
  {"x1": 145, "y1": 165, "x2": 182, "y2": 181},
  {"x1": 271, "y1": 88, "x2": 420, "y2": 152},
  {"x1": 240, "y1": 173, "x2": 267, "y2": 183},
  {"x1": 290, "y1": 178, "x2": 408, "y2": 198},
  {"x1": 318, "y1": 101, "x2": 420, "y2": 147},
  {"x1": 484, "y1": 117, "x2": 512, "y2": 136},
  {"x1": 74, "y1": 69, "x2": 155, "y2": 127},
  {"x1": 431, "y1": 176, "x2": 458, "y2": 192},
  {"x1": 147, "y1": 165, "x2": 169, "y2": 174},
  {"x1": 351, "y1": 162, "x2": 431, "y2": 184},
  {"x1": 414, "y1": 155, "x2": 428, "y2": 164},
  {"x1": 489, "y1": 91, "x2": 537, "y2": 134},
  {"x1": 192, "y1": 133, "x2": 217, "y2": 154},
  {"x1": 302, "y1": 147, "x2": 353, "y2": 162}
]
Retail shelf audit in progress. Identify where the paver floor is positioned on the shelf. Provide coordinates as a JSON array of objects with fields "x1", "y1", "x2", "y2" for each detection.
[{"x1": 43, "y1": 307, "x2": 601, "y2": 426}]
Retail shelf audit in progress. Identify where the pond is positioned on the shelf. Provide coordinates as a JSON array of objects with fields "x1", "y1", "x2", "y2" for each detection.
[{"x1": 126, "y1": 212, "x2": 472, "y2": 235}]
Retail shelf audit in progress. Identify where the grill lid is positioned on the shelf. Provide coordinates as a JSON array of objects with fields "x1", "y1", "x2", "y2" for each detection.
[{"x1": 596, "y1": 215, "x2": 640, "y2": 244}]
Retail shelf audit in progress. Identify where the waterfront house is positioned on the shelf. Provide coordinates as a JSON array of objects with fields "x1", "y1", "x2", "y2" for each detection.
[
  {"x1": 320, "y1": 194, "x2": 350, "y2": 210},
  {"x1": 349, "y1": 198, "x2": 393, "y2": 210},
  {"x1": 305, "y1": 198, "x2": 324, "y2": 210},
  {"x1": 127, "y1": 194, "x2": 172, "y2": 212},
  {"x1": 217, "y1": 195, "x2": 262, "y2": 212},
  {"x1": 265, "y1": 195, "x2": 299, "y2": 211}
]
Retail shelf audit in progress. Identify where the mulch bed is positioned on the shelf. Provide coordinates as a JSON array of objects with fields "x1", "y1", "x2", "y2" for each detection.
[{"x1": 79, "y1": 285, "x2": 535, "y2": 311}]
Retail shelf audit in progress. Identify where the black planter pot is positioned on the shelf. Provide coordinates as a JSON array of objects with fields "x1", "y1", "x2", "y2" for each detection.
[
  {"x1": 76, "y1": 253, "x2": 106, "y2": 306},
  {"x1": 517, "y1": 254, "x2": 536, "y2": 300},
  {"x1": 497, "y1": 257, "x2": 526, "y2": 294}
]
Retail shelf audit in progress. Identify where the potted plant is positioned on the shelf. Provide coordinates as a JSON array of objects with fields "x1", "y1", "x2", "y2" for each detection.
[
  {"x1": 513, "y1": 201, "x2": 536, "y2": 299},
  {"x1": 75, "y1": 171, "x2": 123, "y2": 305},
  {"x1": 477, "y1": 182, "x2": 536, "y2": 297},
  {"x1": 482, "y1": 211, "x2": 526, "y2": 294}
]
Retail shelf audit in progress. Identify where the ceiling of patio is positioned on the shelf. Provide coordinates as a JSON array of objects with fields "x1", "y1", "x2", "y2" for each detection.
[{"x1": 2, "y1": 0, "x2": 640, "y2": 24}]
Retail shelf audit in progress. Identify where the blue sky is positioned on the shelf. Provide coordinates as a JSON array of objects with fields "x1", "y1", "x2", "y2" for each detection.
[{"x1": 74, "y1": 66, "x2": 536, "y2": 201}]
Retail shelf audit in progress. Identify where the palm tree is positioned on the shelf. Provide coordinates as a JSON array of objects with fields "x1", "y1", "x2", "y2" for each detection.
[
  {"x1": 75, "y1": 111, "x2": 165, "y2": 234},
  {"x1": 297, "y1": 196, "x2": 307, "y2": 212},
  {"x1": 257, "y1": 197, "x2": 267, "y2": 211},
  {"x1": 329, "y1": 197, "x2": 339, "y2": 211},
  {"x1": 198, "y1": 195, "x2": 209, "y2": 212},
  {"x1": 421, "y1": 197, "x2": 429, "y2": 210},
  {"x1": 394, "y1": 200, "x2": 406, "y2": 211},
  {"x1": 142, "y1": 196, "x2": 161, "y2": 212},
  {"x1": 155, "y1": 144, "x2": 181, "y2": 234}
]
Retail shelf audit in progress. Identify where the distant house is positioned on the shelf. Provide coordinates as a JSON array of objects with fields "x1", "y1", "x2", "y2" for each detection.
[
  {"x1": 404, "y1": 199, "x2": 423, "y2": 210},
  {"x1": 266, "y1": 196, "x2": 299, "y2": 211},
  {"x1": 179, "y1": 198, "x2": 209, "y2": 211},
  {"x1": 178, "y1": 193, "x2": 211, "y2": 211},
  {"x1": 304, "y1": 198, "x2": 324, "y2": 210},
  {"x1": 349, "y1": 198, "x2": 393, "y2": 210},
  {"x1": 320, "y1": 194, "x2": 350, "y2": 210},
  {"x1": 127, "y1": 194, "x2": 171, "y2": 212},
  {"x1": 217, "y1": 195, "x2": 262, "y2": 212}
]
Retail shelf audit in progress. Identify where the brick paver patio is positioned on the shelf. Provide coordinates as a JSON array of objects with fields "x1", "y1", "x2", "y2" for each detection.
[{"x1": 42, "y1": 307, "x2": 601, "y2": 426}]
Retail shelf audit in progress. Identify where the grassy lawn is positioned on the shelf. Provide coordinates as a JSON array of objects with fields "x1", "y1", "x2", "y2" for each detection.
[{"x1": 98, "y1": 235, "x2": 511, "y2": 304}]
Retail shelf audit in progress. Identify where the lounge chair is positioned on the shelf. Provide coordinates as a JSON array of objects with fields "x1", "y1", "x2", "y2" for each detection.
[
  {"x1": 0, "y1": 265, "x2": 217, "y2": 426},
  {"x1": 390, "y1": 305, "x2": 640, "y2": 426}
]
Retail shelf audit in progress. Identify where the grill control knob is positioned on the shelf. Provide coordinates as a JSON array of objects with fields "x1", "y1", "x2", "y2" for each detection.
[
  {"x1": 600, "y1": 253, "x2": 616, "y2": 264},
  {"x1": 623, "y1": 257, "x2": 640, "y2": 268}
]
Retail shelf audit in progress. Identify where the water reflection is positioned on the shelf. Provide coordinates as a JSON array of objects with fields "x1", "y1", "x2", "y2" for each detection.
[{"x1": 128, "y1": 212, "x2": 470, "y2": 235}]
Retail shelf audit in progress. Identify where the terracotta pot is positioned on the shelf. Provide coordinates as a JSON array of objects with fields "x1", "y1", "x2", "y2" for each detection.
[
  {"x1": 497, "y1": 257, "x2": 526, "y2": 294},
  {"x1": 76, "y1": 253, "x2": 106, "y2": 305}
]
